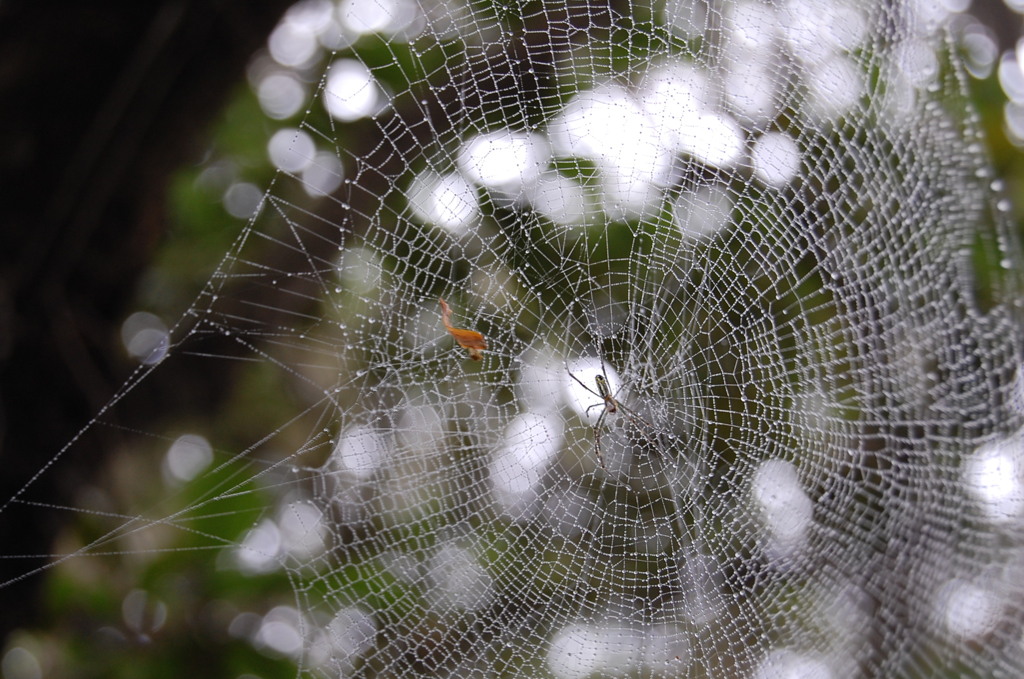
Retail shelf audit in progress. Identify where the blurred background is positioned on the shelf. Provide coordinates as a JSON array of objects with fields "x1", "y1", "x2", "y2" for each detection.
[{"x1": 4, "y1": 0, "x2": 1024, "y2": 677}]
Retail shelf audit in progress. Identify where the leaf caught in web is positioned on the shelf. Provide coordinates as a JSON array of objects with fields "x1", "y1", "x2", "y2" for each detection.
[{"x1": 438, "y1": 298, "x2": 487, "y2": 360}]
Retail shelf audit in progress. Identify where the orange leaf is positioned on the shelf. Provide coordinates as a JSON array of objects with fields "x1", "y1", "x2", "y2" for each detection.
[{"x1": 439, "y1": 298, "x2": 487, "y2": 360}]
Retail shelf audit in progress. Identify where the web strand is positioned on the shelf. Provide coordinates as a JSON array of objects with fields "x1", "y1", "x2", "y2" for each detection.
[{"x1": 7, "y1": 1, "x2": 1024, "y2": 677}]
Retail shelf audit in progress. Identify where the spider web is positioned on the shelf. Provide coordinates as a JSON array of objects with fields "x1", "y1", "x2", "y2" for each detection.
[{"x1": 7, "y1": 0, "x2": 1024, "y2": 677}]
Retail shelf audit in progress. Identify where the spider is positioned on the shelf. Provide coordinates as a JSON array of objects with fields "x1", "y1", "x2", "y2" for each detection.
[{"x1": 565, "y1": 364, "x2": 659, "y2": 471}]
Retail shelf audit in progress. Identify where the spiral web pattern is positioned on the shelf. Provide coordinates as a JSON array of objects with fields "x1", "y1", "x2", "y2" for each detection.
[{"x1": 13, "y1": 0, "x2": 1024, "y2": 676}]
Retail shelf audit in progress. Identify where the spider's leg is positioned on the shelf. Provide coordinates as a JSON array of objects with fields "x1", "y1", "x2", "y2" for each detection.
[
  {"x1": 566, "y1": 366, "x2": 598, "y2": 396},
  {"x1": 617, "y1": 405, "x2": 669, "y2": 461},
  {"x1": 608, "y1": 395, "x2": 650, "y2": 434},
  {"x1": 568, "y1": 368, "x2": 607, "y2": 418},
  {"x1": 592, "y1": 409, "x2": 608, "y2": 469},
  {"x1": 593, "y1": 431, "x2": 605, "y2": 470}
]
